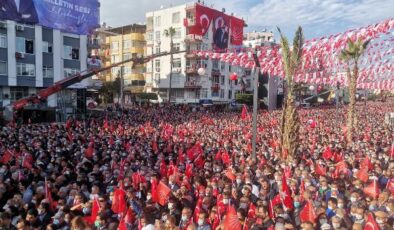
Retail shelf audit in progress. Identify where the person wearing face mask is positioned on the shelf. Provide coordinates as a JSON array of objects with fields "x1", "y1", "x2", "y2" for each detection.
[
  {"x1": 179, "y1": 207, "x2": 193, "y2": 230},
  {"x1": 167, "y1": 198, "x2": 180, "y2": 225},
  {"x1": 51, "y1": 211, "x2": 68, "y2": 230},
  {"x1": 374, "y1": 210, "x2": 391, "y2": 230},
  {"x1": 196, "y1": 212, "x2": 211, "y2": 230},
  {"x1": 326, "y1": 197, "x2": 338, "y2": 219}
]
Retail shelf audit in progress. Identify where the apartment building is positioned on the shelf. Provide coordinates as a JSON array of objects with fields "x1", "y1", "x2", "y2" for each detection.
[
  {"x1": 243, "y1": 30, "x2": 275, "y2": 48},
  {"x1": 0, "y1": 20, "x2": 88, "y2": 111},
  {"x1": 103, "y1": 24, "x2": 146, "y2": 102},
  {"x1": 145, "y1": 3, "x2": 250, "y2": 104}
]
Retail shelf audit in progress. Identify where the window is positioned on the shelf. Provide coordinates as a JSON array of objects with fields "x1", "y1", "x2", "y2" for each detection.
[
  {"x1": 16, "y1": 37, "x2": 33, "y2": 54},
  {"x1": 71, "y1": 48, "x2": 79, "y2": 60},
  {"x1": 155, "y1": 45, "x2": 160, "y2": 54},
  {"x1": 212, "y1": 76, "x2": 220, "y2": 84},
  {"x1": 220, "y1": 62, "x2": 225, "y2": 71},
  {"x1": 63, "y1": 45, "x2": 72, "y2": 59},
  {"x1": 155, "y1": 31, "x2": 161, "y2": 41},
  {"x1": 212, "y1": 60, "x2": 219, "y2": 70},
  {"x1": 228, "y1": 90, "x2": 232, "y2": 99},
  {"x1": 220, "y1": 75, "x2": 225, "y2": 85},
  {"x1": 201, "y1": 89, "x2": 208, "y2": 98},
  {"x1": 147, "y1": 32, "x2": 153, "y2": 41},
  {"x1": 155, "y1": 16, "x2": 161, "y2": 27},
  {"x1": 43, "y1": 66, "x2": 53, "y2": 78},
  {"x1": 220, "y1": 89, "x2": 225, "y2": 98},
  {"x1": 173, "y1": 43, "x2": 180, "y2": 52},
  {"x1": 42, "y1": 41, "x2": 52, "y2": 53},
  {"x1": 10, "y1": 87, "x2": 28, "y2": 101},
  {"x1": 111, "y1": 41, "x2": 119, "y2": 50},
  {"x1": 64, "y1": 68, "x2": 78, "y2": 78},
  {"x1": 154, "y1": 73, "x2": 160, "y2": 82},
  {"x1": 123, "y1": 53, "x2": 131, "y2": 60},
  {"x1": 0, "y1": 34, "x2": 6, "y2": 48},
  {"x1": 111, "y1": 55, "x2": 120, "y2": 63},
  {"x1": 173, "y1": 58, "x2": 181, "y2": 68},
  {"x1": 123, "y1": 66, "x2": 132, "y2": 75},
  {"x1": 0, "y1": 61, "x2": 7, "y2": 75},
  {"x1": 111, "y1": 66, "x2": 120, "y2": 75},
  {"x1": 174, "y1": 28, "x2": 181, "y2": 39},
  {"x1": 172, "y1": 12, "x2": 180, "y2": 24},
  {"x1": 155, "y1": 59, "x2": 160, "y2": 72},
  {"x1": 16, "y1": 63, "x2": 35, "y2": 76},
  {"x1": 123, "y1": 40, "x2": 131, "y2": 49}
]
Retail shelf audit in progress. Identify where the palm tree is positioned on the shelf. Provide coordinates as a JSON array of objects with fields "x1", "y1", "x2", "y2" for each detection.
[
  {"x1": 277, "y1": 26, "x2": 304, "y2": 160},
  {"x1": 339, "y1": 38, "x2": 370, "y2": 143},
  {"x1": 164, "y1": 27, "x2": 176, "y2": 102}
]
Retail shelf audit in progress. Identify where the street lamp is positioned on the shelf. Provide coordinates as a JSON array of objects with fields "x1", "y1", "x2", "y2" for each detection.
[{"x1": 198, "y1": 67, "x2": 206, "y2": 76}]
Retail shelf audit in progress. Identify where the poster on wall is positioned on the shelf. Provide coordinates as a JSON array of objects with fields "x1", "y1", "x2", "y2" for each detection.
[
  {"x1": 0, "y1": 0, "x2": 100, "y2": 35},
  {"x1": 188, "y1": 3, "x2": 244, "y2": 51}
]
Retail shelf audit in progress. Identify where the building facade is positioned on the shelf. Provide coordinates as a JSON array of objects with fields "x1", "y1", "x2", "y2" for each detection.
[
  {"x1": 0, "y1": 20, "x2": 88, "y2": 114},
  {"x1": 243, "y1": 30, "x2": 275, "y2": 48},
  {"x1": 102, "y1": 24, "x2": 146, "y2": 102},
  {"x1": 145, "y1": 3, "x2": 250, "y2": 104}
]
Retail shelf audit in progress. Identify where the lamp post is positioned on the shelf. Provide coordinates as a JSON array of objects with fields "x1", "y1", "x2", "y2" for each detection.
[{"x1": 251, "y1": 50, "x2": 261, "y2": 162}]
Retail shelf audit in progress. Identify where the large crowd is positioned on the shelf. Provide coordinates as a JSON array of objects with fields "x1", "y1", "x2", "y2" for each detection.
[{"x1": 0, "y1": 101, "x2": 393, "y2": 230}]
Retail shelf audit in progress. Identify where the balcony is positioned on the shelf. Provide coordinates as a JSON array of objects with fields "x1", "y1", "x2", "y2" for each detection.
[
  {"x1": 184, "y1": 34, "x2": 202, "y2": 43},
  {"x1": 88, "y1": 39, "x2": 101, "y2": 49},
  {"x1": 185, "y1": 67, "x2": 198, "y2": 75},
  {"x1": 185, "y1": 53, "x2": 199, "y2": 59},
  {"x1": 184, "y1": 80, "x2": 202, "y2": 89},
  {"x1": 130, "y1": 33, "x2": 145, "y2": 41}
]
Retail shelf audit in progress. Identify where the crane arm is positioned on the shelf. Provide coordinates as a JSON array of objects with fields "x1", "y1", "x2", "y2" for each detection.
[{"x1": 12, "y1": 51, "x2": 184, "y2": 111}]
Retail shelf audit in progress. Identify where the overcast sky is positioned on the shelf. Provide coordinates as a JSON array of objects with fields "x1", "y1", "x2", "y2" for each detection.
[{"x1": 100, "y1": 0, "x2": 393, "y2": 39}]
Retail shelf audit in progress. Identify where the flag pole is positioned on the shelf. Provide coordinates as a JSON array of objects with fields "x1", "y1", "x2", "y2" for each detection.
[{"x1": 251, "y1": 50, "x2": 261, "y2": 161}]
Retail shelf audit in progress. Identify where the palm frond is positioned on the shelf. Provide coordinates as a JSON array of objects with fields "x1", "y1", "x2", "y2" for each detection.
[
  {"x1": 291, "y1": 26, "x2": 304, "y2": 69},
  {"x1": 277, "y1": 27, "x2": 292, "y2": 78}
]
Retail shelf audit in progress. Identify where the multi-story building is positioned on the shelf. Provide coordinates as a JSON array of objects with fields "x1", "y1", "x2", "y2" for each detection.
[
  {"x1": 103, "y1": 24, "x2": 146, "y2": 102},
  {"x1": 145, "y1": 3, "x2": 249, "y2": 104},
  {"x1": 243, "y1": 30, "x2": 275, "y2": 48},
  {"x1": 0, "y1": 20, "x2": 89, "y2": 119}
]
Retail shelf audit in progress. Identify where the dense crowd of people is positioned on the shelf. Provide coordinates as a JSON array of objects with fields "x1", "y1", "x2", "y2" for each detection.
[{"x1": 0, "y1": 101, "x2": 393, "y2": 230}]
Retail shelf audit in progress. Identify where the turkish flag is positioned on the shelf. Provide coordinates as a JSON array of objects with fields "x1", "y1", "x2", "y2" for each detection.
[
  {"x1": 386, "y1": 178, "x2": 394, "y2": 195},
  {"x1": 223, "y1": 206, "x2": 242, "y2": 230},
  {"x1": 241, "y1": 105, "x2": 249, "y2": 120},
  {"x1": 125, "y1": 207, "x2": 136, "y2": 225},
  {"x1": 156, "y1": 181, "x2": 171, "y2": 206},
  {"x1": 225, "y1": 168, "x2": 236, "y2": 181},
  {"x1": 118, "y1": 217, "x2": 127, "y2": 230},
  {"x1": 322, "y1": 147, "x2": 333, "y2": 160},
  {"x1": 152, "y1": 140, "x2": 158, "y2": 153},
  {"x1": 221, "y1": 151, "x2": 231, "y2": 165},
  {"x1": 84, "y1": 199, "x2": 100, "y2": 225},
  {"x1": 111, "y1": 188, "x2": 127, "y2": 214},
  {"x1": 45, "y1": 178, "x2": 55, "y2": 211},
  {"x1": 85, "y1": 142, "x2": 94, "y2": 158},
  {"x1": 151, "y1": 178, "x2": 158, "y2": 203},
  {"x1": 1, "y1": 150, "x2": 12, "y2": 164},
  {"x1": 248, "y1": 203, "x2": 256, "y2": 219},
  {"x1": 356, "y1": 167, "x2": 369, "y2": 183},
  {"x1": 364, "y1": 213, "x2": 380, "y2": 230},
  {"x1": 314, "y1": 163, "x2": 326, "y2": 176},
  {"x1": 185, "y1": 164, "x2": 193, "y2": 178},
  {"x1": 65, "y1": 119, "x2": 72, "y2": 130},
  {"x1": 194, "y1": 198, "x2": 203, "y2": 222},
  {"x1": 363, "y1": 180, "x2": 380, "y2": 199},
  {"x1": 300, "y1": 200, "x2": 317, "y2": 223}
]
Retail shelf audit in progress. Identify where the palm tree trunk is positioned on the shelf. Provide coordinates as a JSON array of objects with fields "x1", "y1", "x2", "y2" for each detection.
[
  {"x1": 347, "y1": 63, "x2": 358, "y2": 143},
  {"x1": 168, "y1": 38, "x2": 173, "y2": 103}
]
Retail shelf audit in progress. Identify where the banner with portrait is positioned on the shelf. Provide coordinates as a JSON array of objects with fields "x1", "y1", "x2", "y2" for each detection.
[{"x1": 0, "y1": 0, "x2": 100, "y2": 35}]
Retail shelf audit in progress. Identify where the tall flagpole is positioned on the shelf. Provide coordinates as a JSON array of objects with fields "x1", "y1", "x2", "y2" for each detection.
[{"x1": 251, "y1": 51, "x2": 261, "y2": 161}]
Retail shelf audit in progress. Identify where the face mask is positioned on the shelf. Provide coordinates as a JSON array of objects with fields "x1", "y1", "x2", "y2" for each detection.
[
  {"x1": 319, "y1": 219, "x2": 327, "y2": 225},
  {"x1": 181, "y1": 215, "x2": 188, "y2": 222},
  {"x1": 168, "y1": 203, "x2": 174, "y2": 209},
  {"x1": 147, "y1": 195, "x2": 152, "y2": 200},
  {"x1": 82, "y1": 207, "x2": 90, "y2": 214},
  {"x1": 240, "y1": 203, "x2": 248, "y2": 209},
  {"x1": 355, "y1": 214, "x2": 363, "y2": 220},
  {"x1": 294, "y1": 202, "x2": 300, "y2": 208},
  {"x1": 94, "y1": 221, "x2": 101, "y2": 227},
  {"x1": 332, "y1": 223, "x2": 340, "y2": 229},
  {"x1": 350, "y1": 196, "x2": 357, "y2": 202},
  {"x1": 376, "y1": 219, "x2": 384, "y2": 224},
  {"x1": 369, "y1": 205, "x2": 376, "y2": 211},
  {"x1": 198, "y1": 219, "x2": 204, "y2": 226},
  {"x1": 236, "y1": 179, "x2": 242, "y2": 184},
  {"x1": 162, "y1": 215, "x2": 167, "y2": 221},
  {"x1": 53, "y1": 219, "x2": 60, "y2": 225},
  {"x1": 223, "y1": 199, "x2": 229, "y2": 204},
  {"x1": 305, "y1": 182, "x2": 311, "y2": 187},
  {"x1": 337, "y1": 203, "x2": 344, "y2": 209}
]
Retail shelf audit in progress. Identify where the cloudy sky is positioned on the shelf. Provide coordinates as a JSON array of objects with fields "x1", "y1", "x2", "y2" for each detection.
[{"x1": 100, "y1": 0, "x2": 393, "y2": 39}]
